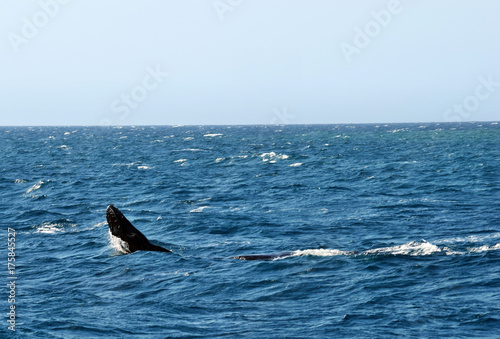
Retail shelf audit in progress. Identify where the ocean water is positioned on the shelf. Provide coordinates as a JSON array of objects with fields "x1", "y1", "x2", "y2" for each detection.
[{"x1": 1, "y1": 122, "x2": 499, "y2": 338}]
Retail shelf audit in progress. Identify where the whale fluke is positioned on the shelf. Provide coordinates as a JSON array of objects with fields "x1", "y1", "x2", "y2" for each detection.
[{"x1": 106, "y1": 205, "x2": 171, "y2": 253}]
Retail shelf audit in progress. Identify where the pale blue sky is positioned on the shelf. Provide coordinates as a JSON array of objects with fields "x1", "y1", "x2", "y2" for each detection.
[{"x1": 1, "y1": 0, "x2": 499, "y2": 125}]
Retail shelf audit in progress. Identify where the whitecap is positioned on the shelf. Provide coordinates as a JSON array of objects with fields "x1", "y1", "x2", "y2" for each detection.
[
  {"x1": 204, "y1": 133, "x2": 223, "y2": 137},
  {"x1": 260, "y1": 152, "x2": 289, "y2": 162},
  {"x1": 190, "y1": 206, "x2": 209, "y2": 213},
  {"x1": 289, "y1": 163, "x2": 302, "y2": 167},
  {"x1": 112, "y1": 162, "x2": 135, "y2": 167},
  {"x1": 137, "y1": 165, "x2": 151, "y2": 170},
  {"x1": 174, "y1": 159, "x2": 187, "y2": 163},
  {"x1": 26, "y1": 180, "x2": 44, "y2": 194},
  {"x1": 388, "y1": 128, "x2": 408, "y2": 133},
  {"x1": 468, "y1": 243, "x2": 500, "y2": 253},
  {"x1": 34, "y1": 221, "x2": 75, "y2": 234},
  {"x1": 88, "y1": 221, "x2": 107, "y2": 230}
]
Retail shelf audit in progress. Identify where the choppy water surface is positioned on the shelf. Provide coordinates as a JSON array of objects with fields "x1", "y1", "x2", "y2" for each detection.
[{"x1": 1, "y1": 123, "x2": 499, "y2": 337}]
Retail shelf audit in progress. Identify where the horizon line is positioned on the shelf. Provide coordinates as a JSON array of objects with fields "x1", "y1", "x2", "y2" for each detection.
[{"x1": 1, "y1": 121, "x2": 499, "y2": 128}]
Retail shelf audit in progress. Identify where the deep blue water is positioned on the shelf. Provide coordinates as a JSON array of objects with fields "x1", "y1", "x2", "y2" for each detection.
[{"x1": 1, "y1": 123, "x2": 499, "y2": 338}]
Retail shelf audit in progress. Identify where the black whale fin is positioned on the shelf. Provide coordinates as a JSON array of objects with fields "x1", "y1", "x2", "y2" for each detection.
[{"x1": 106, "y1": 204, "x2": 171, "y2": 253}]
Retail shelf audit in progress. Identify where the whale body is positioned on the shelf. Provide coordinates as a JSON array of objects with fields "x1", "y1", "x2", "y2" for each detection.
[
  {"x1": 233, "y1": 252, "x2": 295, "y2": 261},
  {"x1": 106, "y1": 205, "x2": 171, "y2": 253}
]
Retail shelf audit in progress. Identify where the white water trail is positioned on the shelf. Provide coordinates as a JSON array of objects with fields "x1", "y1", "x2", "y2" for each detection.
[{"x1": 284, "y1": 239, "x2": 500, "y2": 259}]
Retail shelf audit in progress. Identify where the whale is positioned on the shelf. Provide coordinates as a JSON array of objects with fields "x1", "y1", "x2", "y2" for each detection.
[
  {"x1": 233, "y1": 252, "x2": 295, "y2": 261},
  {"x1": 106, "y1": 204, "x2": 171, "y2": 253},
  {"x1": 105, "y1": 205, "x2": 289, "y2": 259}
]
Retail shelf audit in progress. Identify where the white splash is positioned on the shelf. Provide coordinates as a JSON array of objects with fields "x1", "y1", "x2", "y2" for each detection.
[
  {"x1": 363, "y1": 240, "x2": 442, "y2": 256},
  {"x1": 468, "y1": 243, "x2": 500, "y2": 253},
  {"x1": 108, "y1": 230, "x2": 131, "y2": 254},
  {"x1": 293, "y1": 249, "x2": 349, "y2": 257},
  {"x1": 292, "y1": 240, "x2": 456, "y2": 258},
  {"x1": 438, "y1": 233, "x2": 500, "y2": 244}
]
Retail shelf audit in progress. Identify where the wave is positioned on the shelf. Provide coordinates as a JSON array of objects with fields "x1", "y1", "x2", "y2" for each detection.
[{"x1": 436, "y1": 233, "x2": 500, "y2": 244}]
